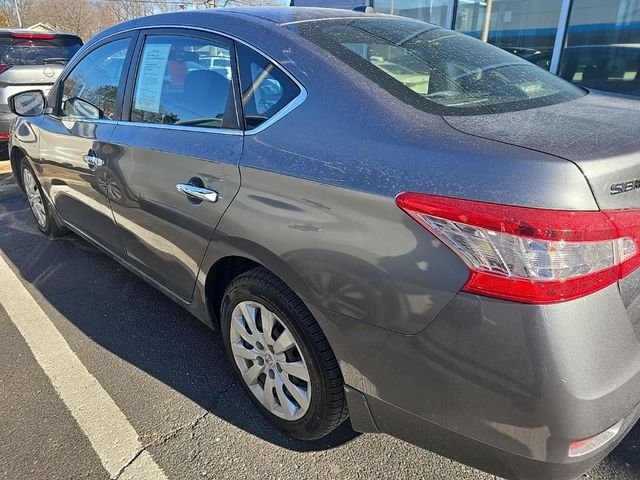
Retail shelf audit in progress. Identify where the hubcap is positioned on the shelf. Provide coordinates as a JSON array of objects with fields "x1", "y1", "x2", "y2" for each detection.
[
  {"x1": 22, "y1": 168, "x2": 47, "y2": 229},
  {"x1": 230, "y1": 301, "x2": 311, "y2": 421}
]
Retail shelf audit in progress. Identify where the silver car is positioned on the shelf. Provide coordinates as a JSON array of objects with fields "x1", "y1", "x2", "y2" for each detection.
[{"x1": 0, "y1": 29, "x2": 82, "y2": 144}]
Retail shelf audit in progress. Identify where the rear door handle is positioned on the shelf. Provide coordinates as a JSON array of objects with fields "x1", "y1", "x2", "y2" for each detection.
[
  {"x1": 176, "y1": 183, "x2": 219, "y2": 203},
  {"x1": 83, "y1": 154, "x2": 104, "y2": 169}
]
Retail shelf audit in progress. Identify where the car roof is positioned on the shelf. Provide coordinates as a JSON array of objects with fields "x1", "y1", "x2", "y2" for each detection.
[{"x1": 112, "y1": 7, "x2": 370, "y2": 31}]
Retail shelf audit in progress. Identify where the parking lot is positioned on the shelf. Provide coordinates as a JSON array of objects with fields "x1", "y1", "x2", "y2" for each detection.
[{"x1": 1, "y1": 168, "x2": 639, "y2": 480}]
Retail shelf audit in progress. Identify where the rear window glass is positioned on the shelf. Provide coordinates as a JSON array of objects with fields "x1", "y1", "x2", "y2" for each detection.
[
  {"x1": 0, "y1": 34, "x2": 82, "y2": 66},
  {"x1": 289, "y1": 18, "x2": 586, "y2": 116}
]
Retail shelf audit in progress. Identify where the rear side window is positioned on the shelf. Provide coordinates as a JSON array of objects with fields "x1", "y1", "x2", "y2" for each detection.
[
  {"x1": 61, "y1": 38, "x2": 131, "y2": 120},
  {"x1": 236, "y1": 43, "x2": 301, "y2": 130},
  {"x1": 0, "y1": 33, "x2": 82, "y2": 66},
  {"x1": 131, "y1": 34, "x2": 236, "y2": 130}
]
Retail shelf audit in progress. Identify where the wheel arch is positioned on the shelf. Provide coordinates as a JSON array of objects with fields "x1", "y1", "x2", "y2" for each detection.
[
  {"x1": 204, "y1": 255, "x2": 262, "y2": 327},
  {"x1": 201, "y1": 239, "x2": 318, "y2": 329},
  {"x1": 9, "y1": 146, "x2": 28, "y2": 190}
]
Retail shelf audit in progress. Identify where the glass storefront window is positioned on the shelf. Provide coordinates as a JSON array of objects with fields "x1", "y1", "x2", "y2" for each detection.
[
  {"x1": 454, "y1": 0, "x2": 563, "y2": 67},
  {"x1": 295, "y1": 0, "x2": 640, "y2": 96},
  {"x1": 557, "y1": 0, "x2": 640, "y2": 97},
  {"x1": 374, "y1": 0, "x2": 449, "y2": 27}
]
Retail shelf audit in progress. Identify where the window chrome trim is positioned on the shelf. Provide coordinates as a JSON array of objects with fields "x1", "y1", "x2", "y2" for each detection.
[
  {"x1": 93, "y1": 24, "x2": 307, "y2": 136},
  {"x1": 116, "y1": 120, "x2": 244, "y2": 136},
  {"x1": 54, "y1": 116, "x2": 119, "y2": 125},
  {"x1": 245, "y1": 86, "x2": 307, "y2": 136}
]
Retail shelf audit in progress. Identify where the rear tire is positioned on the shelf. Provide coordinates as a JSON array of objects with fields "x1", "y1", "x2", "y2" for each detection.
[
  {"x1": 221, "y1": 267, "x2": 348, "y2": 440},
  {"x1": 21, "y1": 160, "x2": 66, "y2": 237}
]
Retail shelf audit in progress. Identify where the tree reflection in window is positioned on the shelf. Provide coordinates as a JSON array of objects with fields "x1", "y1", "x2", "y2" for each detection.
[{"x1": 61, "y1": 39, "x2": 129, "y2": 120}]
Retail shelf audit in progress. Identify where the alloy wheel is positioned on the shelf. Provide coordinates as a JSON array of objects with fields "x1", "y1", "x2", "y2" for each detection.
[
  {"x1": 229, "y1": 300, "x2": 312, "y2": 421},
  {"x1": 22, "y1": 168, "x2": 47, "y2": 229}
]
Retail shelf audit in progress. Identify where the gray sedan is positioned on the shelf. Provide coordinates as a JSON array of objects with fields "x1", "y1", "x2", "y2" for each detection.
[{"x1": 7, "y1": 7, "x2": 640, "y2": 480}]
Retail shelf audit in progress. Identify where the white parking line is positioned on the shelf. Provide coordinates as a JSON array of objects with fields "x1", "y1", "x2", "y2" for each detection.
[{"x1": 0, "y1": 254, "x2": 168, "y2": 480}]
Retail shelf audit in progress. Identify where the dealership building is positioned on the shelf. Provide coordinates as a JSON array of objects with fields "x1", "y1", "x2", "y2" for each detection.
[{"x1": 292, "y1": 0, "x2": 640, "y2": 98}]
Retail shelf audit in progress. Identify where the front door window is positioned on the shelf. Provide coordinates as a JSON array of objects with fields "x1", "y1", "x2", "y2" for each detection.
[{"x1": 61, "y1": 38, "x2": 131, "y2": 120}]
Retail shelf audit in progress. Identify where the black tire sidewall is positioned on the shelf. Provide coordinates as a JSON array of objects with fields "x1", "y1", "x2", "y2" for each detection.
[{"x1": 221, "y1": 275, "x2": 332, "y2": 439}]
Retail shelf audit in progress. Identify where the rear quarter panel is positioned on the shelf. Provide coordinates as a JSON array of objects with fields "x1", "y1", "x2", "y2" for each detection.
[{"x1": 210, "y1": 162, "x2": 468, "y2": 335}]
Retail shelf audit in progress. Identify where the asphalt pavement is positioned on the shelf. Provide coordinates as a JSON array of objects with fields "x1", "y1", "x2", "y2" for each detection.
[
  {"x1": 1, "y1": 190, "x2": 639, "y2": 480},
  {"x1": 0, "y1": 153, "x2": 19, "y2": 200}
]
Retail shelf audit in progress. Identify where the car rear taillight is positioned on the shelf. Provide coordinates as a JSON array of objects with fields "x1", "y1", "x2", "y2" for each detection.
[
  {"x1": 396, "y1": 193, "x2": 640, "y2": 304},
  {"x1": 0, "y1": 65, "x2": 11, "y2": 74}
]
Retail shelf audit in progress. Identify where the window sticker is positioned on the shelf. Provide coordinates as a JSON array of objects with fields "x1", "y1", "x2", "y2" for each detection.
[{"x1": 134, "y1": 43, "x2": 171, "y2": 114}]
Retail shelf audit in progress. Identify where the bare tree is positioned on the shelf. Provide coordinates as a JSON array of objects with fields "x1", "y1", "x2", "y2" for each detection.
[
  {"x1": 0, "y1": 0, "x2": 288, "y2": 32},
  {"x1": 37, "y1": 0, "x2": 91, "y2": 37},
  {"x1": 105, "y1": 0, "x2": 153, "y2": 22},
  {"x1": 93, "y1": 1, "x2": 120, "y2": 33},
  {"x1": 154, "y1": 0, "x2": 186, "y2": 13},
  {"x1": 18, "y1": 0, "x2": 116, "y2": 38},
  {"x1": 0, "y1": 0, "x2": 34, "y2": 28}
]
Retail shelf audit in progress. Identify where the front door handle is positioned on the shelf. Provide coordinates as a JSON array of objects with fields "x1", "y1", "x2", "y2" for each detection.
[
  {"x1": 176, "y1": 183, "x2": 219, "y2": 203},
  {"x1": 83, "y1": 154, "x2": 104, "y2": 170}
]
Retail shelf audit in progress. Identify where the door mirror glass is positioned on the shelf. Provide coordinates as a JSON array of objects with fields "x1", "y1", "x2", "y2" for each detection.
[
  {"x1": 64, "y1": 97, "x2": 103, "y2": 119},
  {"x1": 9, "y1": 90, "x2": 45, "y2": 116}
]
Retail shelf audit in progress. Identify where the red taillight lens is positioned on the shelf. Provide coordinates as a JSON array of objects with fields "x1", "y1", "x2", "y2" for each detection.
[
  {"x1": 396, "y1": 192, "x2": 640, "y2": 304},
  {"x1": 0, "y1": 65, "x2": 11, "y2": 74},
  {"x1": 0, "y1": 134, "x2": 9, "y2": 140},
  {"x1": 11, "y1": 32, "x2": 56, "y2": 40}
]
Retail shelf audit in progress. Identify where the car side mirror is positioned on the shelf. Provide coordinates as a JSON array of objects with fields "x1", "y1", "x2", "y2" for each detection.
[
  {"x1": 64, "y1": 97, "x2": 103, "y2": 119},
  {"x1": 9, "y1": 90, "x2": 46, "y2": 117}
]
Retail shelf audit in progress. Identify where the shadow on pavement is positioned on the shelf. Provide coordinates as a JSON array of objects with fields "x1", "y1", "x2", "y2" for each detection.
[
  {"x1": 0, "y1": 196, "x2": 357, "y2": 453},
  {"x1": 0, "y1": 195, "x2": 639, "y2": 478}
]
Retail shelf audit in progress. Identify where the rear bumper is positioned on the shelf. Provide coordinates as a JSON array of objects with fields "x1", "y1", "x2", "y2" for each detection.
[
  {"x1": 351, "y1": 389, "x2": 639, "y2": 480},
  {"x1": 314, "y1": 282, "x2": 640, "y2": 480}
]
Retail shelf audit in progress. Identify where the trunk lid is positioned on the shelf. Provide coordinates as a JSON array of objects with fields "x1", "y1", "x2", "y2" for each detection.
[{"x1": 443, "y1": 91, "x2": 640, "y2": 210}]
